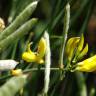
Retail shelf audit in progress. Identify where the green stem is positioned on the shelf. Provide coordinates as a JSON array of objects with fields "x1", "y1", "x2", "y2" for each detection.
[
  {"x1": 8, "y1": 0, "x2": 19, "y2": 23},
  {"x1": 49, "y1": 0, "x2": 72, "y2": 32},
  {"x1": 0, "y1": 74, "x2": 12, "y2": 81},
  {"x1": 70, "y1": 0, "x2": 90, "y2": 26},
  {"x1": 50, "y1": 81, "x2": 60, "y2": 96},
  {"x1": 54, "y1": 0, "x2": 62, "y2": 16},
  {"x1": 11, "y1": 40, "x2": 18, "y2": 59},
  {"x1": 23, "y1": 32, "x2": 34, "y2": 52},
  {"x1": 51, "y1": 8, "x2": 64, "y2": 30},
  {"x1": 79, "y1": 1, "x2": 93, "y2": 34},
  {"x1": 0, "y1": 67, "x2": 67, "y2": 81},
  {"x1": 50, "y1": 35, "x2": 62, "y2": 39},
  {"x1": 59, "y1": 3, "x2": 70, "y2": 69},
  {"x1": 75, "y1": 72, "x2": 87, "y2": 96},
  {"x1": 23, "y1": 67, "x2": 60, "y2": 73}
]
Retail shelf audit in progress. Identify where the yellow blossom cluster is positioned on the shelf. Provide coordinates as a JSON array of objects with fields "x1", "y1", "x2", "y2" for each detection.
[
  {"x1": 22, "y1": 37, "x2": 46, "y2": 64},
  {"x1": 66, "y1": 34, "x2": 96, "y2": 72}
]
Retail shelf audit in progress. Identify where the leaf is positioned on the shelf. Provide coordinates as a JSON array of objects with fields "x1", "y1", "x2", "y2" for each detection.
[
  {"x1": 0, "y1": 75, "x2": 27, "y2": 96},
  {"x1": 0, "y1": 18, "x2": 38, "y2": 52},
  {"x1": 0, "y1": 1, "x2": 38, "y2": 40}
]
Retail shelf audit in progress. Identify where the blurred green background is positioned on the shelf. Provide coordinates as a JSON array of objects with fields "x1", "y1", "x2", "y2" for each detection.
[{"x1": 0, "y1": 0, "x2": 96, "y2": 96}]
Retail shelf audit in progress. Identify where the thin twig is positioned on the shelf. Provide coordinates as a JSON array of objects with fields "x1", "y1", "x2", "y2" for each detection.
[
  {"x1": 59, "y1": 3, "x2": 70, "y2": 69},
  {"x1": 23, "y1": 67, "x2": 60, "y2": 73},
  {"x1": 0, "y1": 67, "x2": 67, "y2": 80}
]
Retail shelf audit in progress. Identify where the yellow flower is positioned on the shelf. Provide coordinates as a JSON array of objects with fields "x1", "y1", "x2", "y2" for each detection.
[
  {"x1": 22, "y1": 37, "x2": 46, "y2": 64},
  {"x1": 11, "y1": 69, "x2": 22, "y2": 76},
  {"x1": 77, "y1": 44, "x2": 88, "y2": 60},
  {"x1": 76, "y1": 34, "x2": 84, "y2": 55},
  {"x1": 22, "y1": 52, "x2": 37, "y2": 62},
  {"x1": 0, "y1": 18, "x2": 5, "y2": 31},
  {"x1": 75, "y1": 55, "x2": 96, "y2": 72},
  {"x1": 36, "y1": 37, "x2": 46, "y2": 63},
  {"x1": 22, "y1": 43, "x2": 37, "y2": 62},
  {"x1": 65, "y1": 34, "x2": 88, "y2": 63},
  {"x1": 37, "y1": 38, "x2": 46, "y2": 59},
  {"x1": 65, "y1": 37, "x2": 80, "y2": 61}
]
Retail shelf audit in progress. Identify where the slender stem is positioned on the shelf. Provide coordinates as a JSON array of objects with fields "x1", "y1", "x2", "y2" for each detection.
[
  {"x1": 23, "y1": 32, "x2": 34, "y2": 52},
  {"x1": 8, "y1": 0, "x2": 18, "y2": 23},
  {"x1": 54, "y1": 0, "x2": 62, "y2": 16},
  {"x1": 59, "y1": 3, "x2": 70, "y2": 69},
  {"x1": 75, "y1": 72, "x2": 87, "y2": 96},
  {"x1": 23, "y1": 67, "x2": 63, "y2": 73},
  {"x1": 51, "y1": 8, "x2": 64, "y2": 30},
  {"x1": 0, "y1": 67, "x2": 67, "y2": 80},
  {"x1": 50, "y1": 35, "x2": 62, "y2": 39},
  {"x1": 49, "y1": 0, "x2": 71, "y2": 32},
  {"x1": 11, "y1": 40, "x2": 18, "y2": 59},
  {"x1": 70, "y1": 0, "x2": 90, "y2": 26},
  {"x1": 79, "y1": 1, "x2": 93, "y2": 34},
  {"x1": 0, "y1": 74, "x2": 12, "y2": 80},
  {"x1": 50, "y1": 81, "x2": 60, "y2": 96}
]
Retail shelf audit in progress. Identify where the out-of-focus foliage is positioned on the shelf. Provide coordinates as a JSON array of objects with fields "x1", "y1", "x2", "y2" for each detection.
[{"x1": 0, "y1": 0, "x2": 96, "y2": 96}]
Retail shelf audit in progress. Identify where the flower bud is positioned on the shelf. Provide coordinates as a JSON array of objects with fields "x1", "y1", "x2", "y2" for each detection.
[
  {"x1": 11, "y1": 69, "x2": 22, "y2": 76},
  {"x1": 0, "y1": 18, "x2": 5, "y2": 31}
]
